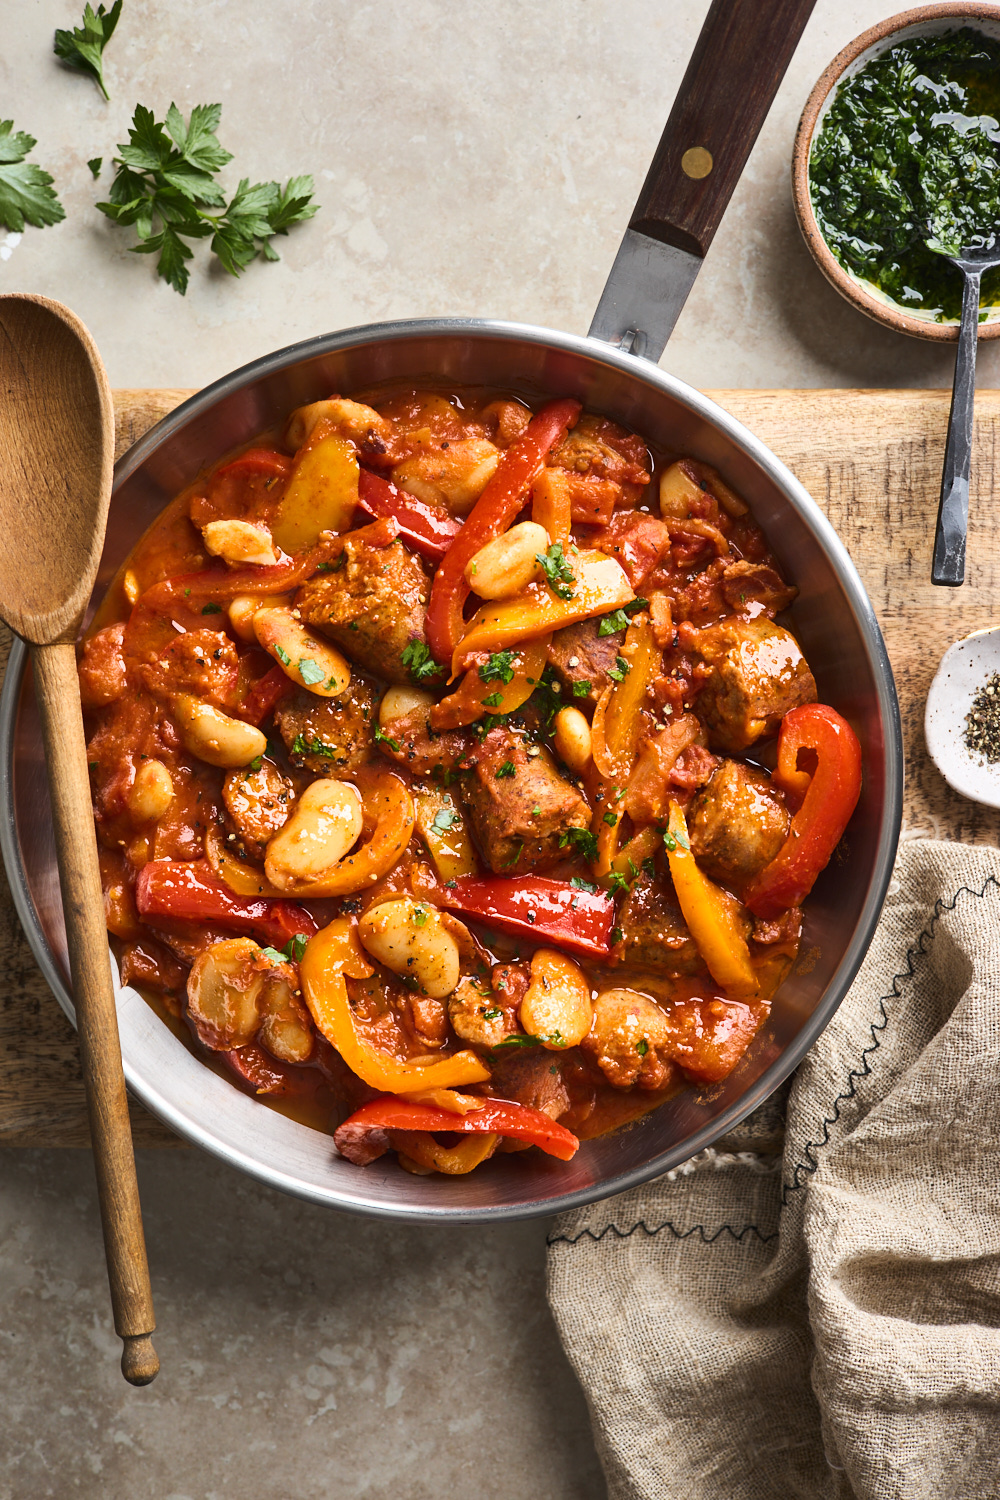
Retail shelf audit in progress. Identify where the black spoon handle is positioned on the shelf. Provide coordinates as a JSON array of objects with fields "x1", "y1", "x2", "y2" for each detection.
[{"x1": 932, "y1": 266, "x2": 982, "y2": 586}]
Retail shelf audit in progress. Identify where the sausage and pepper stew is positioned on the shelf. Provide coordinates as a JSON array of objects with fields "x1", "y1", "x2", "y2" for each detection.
[{"x1": 81, "y1": 388, "x2": 862, "y2": 1176}]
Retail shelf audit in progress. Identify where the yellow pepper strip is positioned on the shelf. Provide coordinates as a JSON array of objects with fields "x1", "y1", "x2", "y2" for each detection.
[
  {"x1": 300, "y1": 917, "x2": 490, "y2": 1093},
  {"x1": 275, "y1": 768, "x2": 415, "y2": 898},
  {"x1": 396, "y1": 1132, "x2": 499, "y2": 1175},
  {"x1": 609, "y1": 824, "x2": 661, "y2": 882},
  {"x1": 452, "y1": 551, "x2": 633, "y2": 674},
  {"x1": 589, "y1": 777, "x2": 626, "y2": 878},
  {"x1": 664, "y1": 800, "x2": 758, "y2": 1000},
  {"x1": 271, "y1": 422, "x2": 359, "y2": 553},
  {"x1": 413, "y1": 790, "x2": 478, "y2": 882},
  {"x1": 531, "y1": 469, "x2": 572, "y2": 546},
  {"x1": 591, "y1": 613, "x2": 659, "y2": 783},
  {"x1": 204, "y1": 823, "x2": 283, "y2": 898},
  {"x1": 430, "y1": 635, "x2": 550, "y2": 728}
]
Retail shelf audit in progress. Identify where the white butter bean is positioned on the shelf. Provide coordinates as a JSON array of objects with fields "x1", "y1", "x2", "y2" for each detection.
[
  {"x1": 202, "y1": 519, "x2": 279, "y2": 567},
  {"x1": 379, "y1": 685, "x2": 435, "y2": 727},
  {"x1": 358, "y1": 898, "x2": 461, "y2": 999},
  {"x1": 464, "y1": 521, "x2": 550, "y2": 599},
  {"x1": 187, "y1": 937, "x2": 265, "y2": 1050},
  {"x1": 127, "y1": 759, "x2": 174, "y2": 823},
  {"x1": 253, "y1": 606, "x2": 351, "y2": 696},
  {"x1": 659, "y1": 462, "x2": 703, "y2": 519},
  {"x1": 228, "y1": 591, "x2": 293, "y2": 642},
  {"x1": 553, "y1": 706, "x2": 593, "y2": 772},
  {"x1": 257, "y1": 976, "x2": 315, "y2": 1063},
  {"x1": 264, "y1": 780, "x2": 363, "y2": 889},
  {"x1": 519, "y1": 948, "x2": 593, "y2": 1049},
  {"x1": 392, "y1": 438, "x2": 500, "y2": 515},
  {"x1": 284, "y1": 397, "x2": 390, "y2": 451},
  {"x1": 174, "y1": 695, "x2": 267, "y2": 768}
]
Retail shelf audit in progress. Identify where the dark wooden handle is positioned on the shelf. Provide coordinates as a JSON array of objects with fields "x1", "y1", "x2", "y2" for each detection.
[
  {"x1": 630, "y1": 0, "x2": 817, "y2": 257},
  {"x1": 32, "y1": 641, "x2": 159, "y2": 1387}
]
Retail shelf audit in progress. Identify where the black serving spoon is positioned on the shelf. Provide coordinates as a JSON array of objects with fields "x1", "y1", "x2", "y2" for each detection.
[{"x1": 931, "y1": 239, "x2": 1000, "y2": 586}]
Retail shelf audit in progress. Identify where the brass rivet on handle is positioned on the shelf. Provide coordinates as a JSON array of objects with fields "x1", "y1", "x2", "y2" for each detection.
[{"x1": 681, "y1": 146, "x2": 713, "y2": 179}]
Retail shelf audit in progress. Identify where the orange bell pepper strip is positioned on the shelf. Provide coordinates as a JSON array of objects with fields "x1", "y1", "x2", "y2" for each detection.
[
  {"x1": 426, "y1": 397, "x2": 581, "y2": 661},
  {"x1": 300, "y1": 919, "x2": 490, "y2": 1094},
  {"x1": 429, "y1": 635, "x2": 550, "y2": 730},
  {"x1": 451, "y1": 551, "x2": 633, "y2": 674},
  {"x1": 531, "y1": 469, "x2": 572, "y2": 547},
  {"x1": 204, "y1": 822, "x2": 283, "y2": 898},
  {"x1": 588, "y1": 611, "x2": 660, "y2": 875},
  {"x1": 271, "y1": 768, "x2": 415, "y2": 898},
  {"x1": 745, "y1": 703, "x2": 862, "y2": 920},
  {"x1": 664, "y1": 801, "x2": 758, "y2": 1000}
]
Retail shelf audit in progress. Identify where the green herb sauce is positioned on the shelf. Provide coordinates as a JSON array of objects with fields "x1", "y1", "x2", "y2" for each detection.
[{"x1": 809, "y1": 27, "x2": 1000, "y2": 321}]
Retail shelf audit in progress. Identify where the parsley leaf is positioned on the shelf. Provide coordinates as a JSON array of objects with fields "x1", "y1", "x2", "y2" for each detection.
[
  {"x1": 491, "y1": 1034, "x2": 542, "y2": 1050},
  {"x1": 374, "y1": 722, "x2": 400, "y2": 752},
  {"x1": 0, "y1": 121, "x2": 65, "y2": 232},
  {"x1": 53, "y1": 1, "x2": 122, "y2": 101},
  {"x1": 87, "y1": 156, "x2": 103, "y2": 179},
  {"x1": 597, "y1": 599, "x2": 648, "y2": 637},
  {"x1": 200, "y1": 601, "x2": 222, "y2": 615},
  {"x1": 479, "y1": 650, "x2": 517, "y2": 685},
  {"x1": 482, "y1": 691, "x2": 503, "y2": 708},
  {"x1": 571, "y1": 680, "x2": 592, "y2": 698},
  {"x1": 559, "y1": 826, "x2": 599, "y2": 862},
  {"x1": 259, "y1": 933, "x2": 309, "y2": 966},
  {"x1": 431, "y1": 807, "x2": 459, "y2": 833},
  {"x1": 607, "y1": 654, "x2": 631, "y2": 683},
  {"x1": 291, "y1": 733, "x2": 334, "y2": 759},
  {"x1": 536, "y1": 542, "x2": 576, "y2": 601},
  {"x1": 258, "y1": 946, "x2": 285, "y2": 965},
  {"x1": 663, "y1": 827, "x2": 690, "y2": 852},
  {"x1": 637, "y1": 1037, "x2": 649, "y2": 1057},
  {"x1": 605, "y1": 870, "x2": 630, "y2": 894},
  {"x1": 481, "y1": 1006, "x2": 502, "y2": 1021},
  {"x1": 401, "y1": 639, "x2": 443, "y2": 684},
  {"x1": 602, "y1": 810, "x2": 619, "y2": 827},
  {"x1": 495, "y1": 760, "x2": 516, "y2": 779},
  {"x1": 97, "y1": 102, "x2": 319, "y2": 294},
  {"x1": 570, "y1": 876, "x2": 597, "y2": 893},
  {"x1": 274, "y1": 644, "x2": 291, "y2": 666},
  {"x1": 297, "y1": 657, "x2": 326, "y2": 686},
  {"x1": 610, "y1": 925, "x2": 624, "y2": 945}
]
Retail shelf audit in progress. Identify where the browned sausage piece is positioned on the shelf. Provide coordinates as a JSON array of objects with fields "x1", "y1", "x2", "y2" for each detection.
[
  {"x1": 683, "y1": 618, "x2": 817, "y2": 753},
  {"x1": 616, "y1": 867, "x2": 701, "y2": 976},
  {"x1": 547, "y1": 618, "x2": 624, "y2": 709},
  {"x1": 294, "y1": 521, "x2": 429, "y2": 684},
  {"x1": 461, "y1": 727, "x2": 589, "y2": 875},
  {"x1": 687, "y1": 760, "x2": 790, "y2": 887},
  {"x1": 274, "y1": 681, "x2": 377, "y2": 775},
  {"x1": 222, "y1": 758, "x2": 296, "y2": 856}
]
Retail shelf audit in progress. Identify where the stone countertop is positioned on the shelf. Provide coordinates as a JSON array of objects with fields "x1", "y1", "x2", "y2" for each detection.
[{"x1": 0, "y1": 2, "x2": 969, "y2": 1496}]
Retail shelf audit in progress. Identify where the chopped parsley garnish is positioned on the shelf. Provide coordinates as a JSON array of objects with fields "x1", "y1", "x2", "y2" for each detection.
[
  {"x1": 570, "y1": 876, "x2": 597, "y2": 893},
  {"x1": 248, "y1": 755, "x2": 263, "y2": 772},
  {"x1": 401, "y1": 639, "x2": 443, "y2": 683},
  {"x1": 274, "y1": 645, "x2": 291, "y2": 666},
  {"x1": 53, "y1": 2, "x2": 122, "y2": 101},
  {"x1": 297, "y1": 657, "x2": 326, "y2": 686},
  {"x1": 571, "y1": 680, "x2": 592, "y2": 698},
  {"x1": 610, "y1": 925, "x2": 624, "y2": 945},
  {"x1": 373, "y1": 722, "x2": 400, "y2": 752},
  {"x1": 431, "y1": 807, "x2": 459, "y2": 833},
  {"x1": 597, "y1": 599, "x2": 648, "y2": 636},
  {"x1": 491, "y1": 1034, "x2": 542, "y2": 1050},
  {"x1": 642, "y1": 857, "x2": 656, "y2": 878},
  {"x1": 637, "y1": 1038, "x2": 649, "y2": 1057},
  {"x1": 605, "y1": 870, "x2": 630, "y2": 894},
  {"x1": 560, "y1": 826, "x2": 599, "y2": 862},
  {"x1": 291, "y1": 733, "x2": 335, "y2": 759},
  {"x1": 481, "y1": 691, "x2": 503, "y2": 708},
  {"x1": 501, "y1": 839, "x2": 524, "y2": 867},
  {"x1": 412, "y1": 906, "x2": 428, "y2": 927},
  {"x1": 200, "y1": 601, "x2": 222, "y2": 615},
  {"x1": 602, "y1": 810, "x2": 618, "y2": 827},
  {"x1": 481, "y1": 1006, "x2": 502, "y2": 1021},
  {"x1": 495, "y1": 761, "x2": 516, "y2": 779},
  {"x1": 536, "y1": 542, "x2": 576, "y2": 601},
  {"x1": 663, "y1": 827, "x2": 690, "y2": 853},
  {"x1": 259, "y1": 933, "x2": 309, "y2": 966},
  {"x1": 607, "y1": 655, "x2": 631, "y2": 683},
  {"x1": 479, "y1": 650, "x2": 517, "y2": 685}
]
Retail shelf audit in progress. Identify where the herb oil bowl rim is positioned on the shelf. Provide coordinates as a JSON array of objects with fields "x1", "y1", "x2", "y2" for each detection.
[{"x1": 791, "y1": 1, "x2": 1000, "y2": 344}]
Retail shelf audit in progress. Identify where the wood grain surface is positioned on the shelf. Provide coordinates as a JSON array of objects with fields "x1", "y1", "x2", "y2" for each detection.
[{"x1": 2, "y1": 386, "x2": 998, "y2": 1149}]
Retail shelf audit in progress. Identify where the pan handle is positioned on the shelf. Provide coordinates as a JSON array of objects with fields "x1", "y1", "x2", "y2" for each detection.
[{"x1": 590, "y1": 0, "x2": 817, "y2": 360}]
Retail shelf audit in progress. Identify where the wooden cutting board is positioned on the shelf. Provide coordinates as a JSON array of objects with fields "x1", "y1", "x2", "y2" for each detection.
[{"x1": 2, "y1": 387, "x2": 999, "y2": 1148}]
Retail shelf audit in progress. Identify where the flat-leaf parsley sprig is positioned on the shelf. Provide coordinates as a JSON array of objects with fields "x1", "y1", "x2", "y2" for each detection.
[
  {"x1": 97, "y1": 102, "x2": 319, "y2": 294},
  {"x1": 53, "y1": 1, "x2": 122, "y2": 101},
  {"x1": 0, "y1": 122, "x2": 65, "y2": 232}
]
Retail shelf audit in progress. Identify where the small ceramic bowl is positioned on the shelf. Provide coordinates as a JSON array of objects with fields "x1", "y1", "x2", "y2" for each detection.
[
  {"x1": 792, "y1": 3, "x2": 1000, "y2": 342},
  {"x1": 926, "y1": 627, "x2": 1000, "y2": 805}
]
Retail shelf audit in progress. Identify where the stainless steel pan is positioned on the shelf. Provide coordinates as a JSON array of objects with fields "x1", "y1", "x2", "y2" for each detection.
[{"x1": 0, "y1": 0, "x2": 902, "y2": 1221}]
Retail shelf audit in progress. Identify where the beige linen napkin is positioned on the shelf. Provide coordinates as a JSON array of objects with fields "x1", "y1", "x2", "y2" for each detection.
[{"x1": 548, "y1": 837, "x2": 1000, "y2": 1500}]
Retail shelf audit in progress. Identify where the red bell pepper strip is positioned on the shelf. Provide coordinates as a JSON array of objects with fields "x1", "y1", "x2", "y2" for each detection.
[
  {"x1": 334, "y1": 1095, "x2": 580, "y2": 1165},
  {"x1": 437, "y1": 874, "x2": 614, "y2": 960},
  {"x1": 744, "y1": 703, "x2": 863, "y2": 920},
  {"x1": 136, "y1": 860, "x2": 318, "y2": 948},
  {"x1": 356, "y1": 468, "x2": 461, "y2": 561},
  {"x1": 212, "y1": 448, "x2": 293, "y2": 483},
  {"x1": 425, "y1": 397, "x2": 582, "y2": 661},
  {"x1": 236, "y1": 664, "x2": 294, "y2": 726}
]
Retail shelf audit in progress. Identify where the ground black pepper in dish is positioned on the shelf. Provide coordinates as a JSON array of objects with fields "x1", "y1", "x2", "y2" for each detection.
[{"x1": 964, "y1": 671, "x2": 1000, "y2": 761}]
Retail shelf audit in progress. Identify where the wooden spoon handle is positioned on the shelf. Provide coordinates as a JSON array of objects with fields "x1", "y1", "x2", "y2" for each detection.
[{"x1": 31, "y1": 640, "x2": 159, "y2": 1387}]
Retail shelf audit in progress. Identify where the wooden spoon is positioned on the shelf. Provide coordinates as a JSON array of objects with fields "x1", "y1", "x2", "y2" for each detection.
[{"x1": 0, "y1": 294, "x2": 158, "y2": 1385}]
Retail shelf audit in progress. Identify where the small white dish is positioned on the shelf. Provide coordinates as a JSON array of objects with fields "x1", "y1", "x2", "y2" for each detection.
[{"x1": 925, "y1": 628, "x2": 1000, "y2": 807}]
